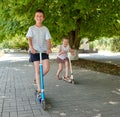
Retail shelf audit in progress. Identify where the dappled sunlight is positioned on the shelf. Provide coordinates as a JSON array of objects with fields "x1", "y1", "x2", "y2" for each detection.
[
  {"x1": 12, "y1": 68, "x2": 20, "y2": 71},
  {"x1": 49, "y1": 52, "x2": 58, "y2": 59},
  {"x1": 23, "y1": 64, "x2": 33, "y2": 67},
  {"x1": 3, "y1": 67, "x2": 21, "y2": 71},
  {"x1": 0, "y1": 95, "x2": 6, "y2": 99},
  {"x1": 78, "y1": 54, "x2": 91, "y2": 57},
  {"x1": 104, "y1": 100, "x2": 119, "y2": 105},
  {"x1": 78, "y1": 69, "x2": 90, "y2": 72},
  {"x1": 112, "y1": 88, "x2": 120, "y2": 95},
  {"x1": 92, "y1": 113, "x2": 101, "y2": 117},
  {"x1": 79, "y1": 52, "x2": 120, "y2": 58},
  {"x1": 109, "y1": 101, "x2": 119, "y2": 105},
  {"x1": 105, "y1": 60, "x2": 112, "y2": 64},
  {"x1": 98, "y1": 51, "x2": 120, "y2": 56},
  {"x1": 117, "y1": 88, "x2": 120, "y2": 92},
  {"x1": 0, "y1": 53, "x2": 29, "y2": 62}
]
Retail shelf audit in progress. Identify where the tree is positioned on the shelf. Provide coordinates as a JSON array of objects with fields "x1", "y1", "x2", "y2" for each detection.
[{"x1": 0, "y1": 0, "x2": 120, "y2": 49}]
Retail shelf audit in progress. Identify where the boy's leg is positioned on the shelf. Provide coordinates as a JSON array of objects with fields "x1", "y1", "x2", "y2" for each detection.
[
  {"x1": 34, "y1": 59, "x2": 49, "y2": 92},
  {"x1": 42, "y1": 59, "x2": 50, "y2": 76},
  {"x1": 34, "y1": 61, "x2": 41, "y2": 91}
]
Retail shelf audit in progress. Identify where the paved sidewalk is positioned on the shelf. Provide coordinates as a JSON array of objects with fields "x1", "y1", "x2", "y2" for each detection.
[
  {"x1": 78, "y1": 51, "x2": 120, "y2": 65},
  {"x1": 0, "y1": 53, "x2": 120, "y2": 117}
]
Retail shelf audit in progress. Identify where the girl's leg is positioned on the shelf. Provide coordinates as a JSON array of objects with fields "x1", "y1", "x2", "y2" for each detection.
[
  {"x1": 34, "y1": 61, "x2": 40, "y2": 91},
  {"x1": 56, "y1": 63, "x2": 63, "y2": 79},
  {"x1": 65, "y1": 60, "x2": 69, "y2": 78}
]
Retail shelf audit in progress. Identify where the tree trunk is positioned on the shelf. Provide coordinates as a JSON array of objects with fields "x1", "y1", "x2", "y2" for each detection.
[
  {"x1": 69, "y1": 49, "x2": 79, "y2": 60},
  {"x1": 68, "y1": 18, "x2": 81, "y2": 60},
  {"x1": 68, "y1": 30, "x2": 80, "y2": 60},
  {"x1": 68, "y1": 30, "x2": 80, "y2": 50}
]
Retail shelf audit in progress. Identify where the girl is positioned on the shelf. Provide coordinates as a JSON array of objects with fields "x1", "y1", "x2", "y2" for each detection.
[{"x1": 56, "y1": 37, "x2": 74, "y2": 80}]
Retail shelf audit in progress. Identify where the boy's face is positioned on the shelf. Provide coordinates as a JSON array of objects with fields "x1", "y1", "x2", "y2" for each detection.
[
  {"x1": 34, "y1": 12, "x2": 44, "y2": 24},
  {"x1": 63, "y1": 39, "x2": 69, "y2": 47}
]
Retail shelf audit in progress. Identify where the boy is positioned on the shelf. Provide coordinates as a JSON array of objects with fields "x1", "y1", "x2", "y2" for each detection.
[{"x1": 26, "y1": 9, "x2": 52, "y2": 94}]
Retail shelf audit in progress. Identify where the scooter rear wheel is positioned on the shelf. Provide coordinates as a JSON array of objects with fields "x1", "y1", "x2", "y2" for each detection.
[{"x1": 71, "y1": 80, "x2": 75, "y2": 84}]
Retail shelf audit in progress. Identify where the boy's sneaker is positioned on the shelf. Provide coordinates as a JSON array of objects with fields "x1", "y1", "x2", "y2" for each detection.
[{"x1": 35, "y1": 90, "x2": 41, "y2": 99}]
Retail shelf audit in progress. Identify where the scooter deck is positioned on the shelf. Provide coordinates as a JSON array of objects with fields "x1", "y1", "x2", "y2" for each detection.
[
  {"x1": 62, "y1": 76, "x2": 72, "y2": 83},
  {"x1": 62, "y1": 76, "x2": 75, "y2": 84}
]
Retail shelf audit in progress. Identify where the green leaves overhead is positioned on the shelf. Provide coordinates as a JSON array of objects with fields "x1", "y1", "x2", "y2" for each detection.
[{"x1": 0, "y1": 0, "x2": 120, "y2": 45}]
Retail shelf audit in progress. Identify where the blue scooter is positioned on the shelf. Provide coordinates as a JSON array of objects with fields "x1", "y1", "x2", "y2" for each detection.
[{"x1": 35, "y1": 52, "x2": 46, "y2": 110}]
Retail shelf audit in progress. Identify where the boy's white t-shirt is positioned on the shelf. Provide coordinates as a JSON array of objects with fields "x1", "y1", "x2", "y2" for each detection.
[
  {"x1": 26, "y1": 25, "x2": 51, "y2": 53},
  {"x1": 57, "y1": 45, "x2": 69, "y2": 60}
]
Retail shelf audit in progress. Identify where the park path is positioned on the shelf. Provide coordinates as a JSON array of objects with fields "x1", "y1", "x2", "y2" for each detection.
[
  {"x1": 78, "y1": 51, "x2": 120, "y2": 65},
  {"x1": 0, "y1": 53, "x2": 120, "y2": 117}
]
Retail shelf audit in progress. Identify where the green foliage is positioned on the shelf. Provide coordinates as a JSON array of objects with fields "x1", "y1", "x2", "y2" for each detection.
[
  {"x1": 111, "y1": 37, "x2": 120, "y2": 52},
  {"x1": 0, "y1": 35, "x2": 28, "y2": 50},
  {"x1": 90, "y1": 37, "x2": 120, "y2": 52},
  {"x1": 0, "y1": 0, "x2": 120, "y2": 49}
]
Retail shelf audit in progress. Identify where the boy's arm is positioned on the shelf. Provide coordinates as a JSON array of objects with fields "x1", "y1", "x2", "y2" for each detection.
[
  {"x1": 47, "y1": 39, "x2": 52, "y2": 54},
  {"x1": 28, "y1": 37, "x2": 36, "y2": 54}
]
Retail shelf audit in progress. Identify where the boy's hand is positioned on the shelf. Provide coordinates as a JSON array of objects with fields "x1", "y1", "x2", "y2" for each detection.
[{"x1": 30, "y1": 48, "x2": 36, "y2": 54}]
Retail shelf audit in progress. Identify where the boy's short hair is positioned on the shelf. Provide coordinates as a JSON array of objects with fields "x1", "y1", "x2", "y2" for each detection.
[{"x1": 35, "y1": 9, "x2": 45, "y2": 17}]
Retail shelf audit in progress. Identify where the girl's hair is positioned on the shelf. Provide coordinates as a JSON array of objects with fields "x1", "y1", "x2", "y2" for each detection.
[
  {"x1": 62, "y1": 37, "x2": 69, "y2": 41},
  {"x1": 35, "y1": 9, "x2": 45, "y2": 17}
]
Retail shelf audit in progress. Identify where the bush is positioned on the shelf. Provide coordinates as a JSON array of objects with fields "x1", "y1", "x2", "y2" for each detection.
[
  {"x1": 1, "y1": 35, "x2": 28, "y2": 50},
  {"x1": 90, "y1": 37, "x2": 120, "y2": 52},
  {"x1": 111, "y1": 37, "x2": 120, "y2": 52}
]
